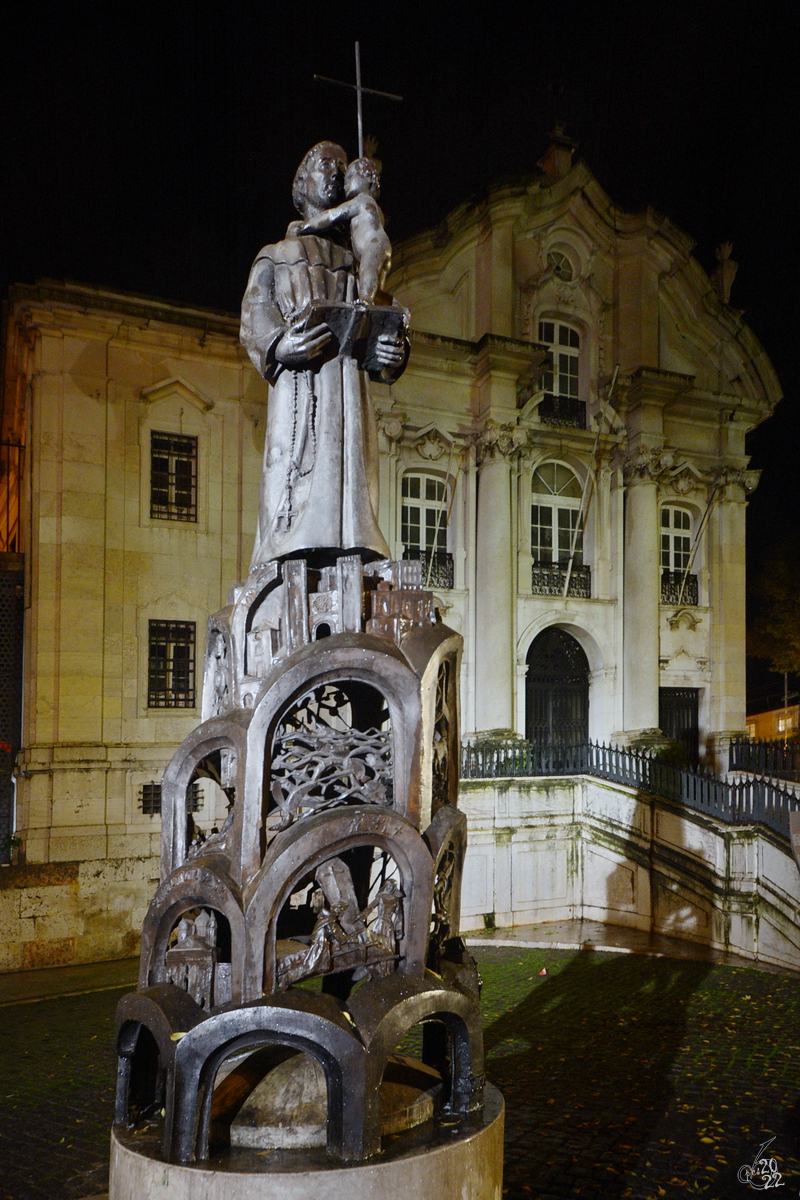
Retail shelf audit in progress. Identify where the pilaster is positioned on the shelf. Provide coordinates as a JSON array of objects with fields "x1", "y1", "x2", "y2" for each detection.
[{"x1": 473, "y1": 423, "x2": 527, "y2": 733}]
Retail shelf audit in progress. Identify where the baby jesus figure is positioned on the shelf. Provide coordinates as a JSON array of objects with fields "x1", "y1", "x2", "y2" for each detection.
[{"x1": 300, "y1": 157, "x2": 391, "y2": 305}]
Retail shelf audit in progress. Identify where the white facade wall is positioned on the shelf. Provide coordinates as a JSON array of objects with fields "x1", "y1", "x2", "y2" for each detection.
[{"x1": 459, "y1": 777, "x2": 800, "y2": 972}]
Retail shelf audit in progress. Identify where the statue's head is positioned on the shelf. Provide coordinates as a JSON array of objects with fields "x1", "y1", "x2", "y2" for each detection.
[
  {"x1": 344, "y1": 157, "x2": 381, "y2": 200},
  {"x1": 292, "y1": 141, "x2": 347, "y2": 215}
]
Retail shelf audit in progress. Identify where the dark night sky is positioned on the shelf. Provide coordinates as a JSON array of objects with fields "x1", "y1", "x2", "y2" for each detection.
[{"x1": 1, "y1": 1, "x2": 798, "y2": 578}]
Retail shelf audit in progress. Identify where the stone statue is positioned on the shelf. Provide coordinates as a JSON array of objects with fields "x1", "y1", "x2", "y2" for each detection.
[
  {"x1": 113, "y1": 126, "x2": 496, "y2": 1191},
  {"x1": 240, "y1": 142, "x2": 408, "y2": 567}
]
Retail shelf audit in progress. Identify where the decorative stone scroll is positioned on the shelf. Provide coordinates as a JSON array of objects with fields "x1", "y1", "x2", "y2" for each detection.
[{"x1": 473, "y1": 418, "x2": 529, "y2": 463}]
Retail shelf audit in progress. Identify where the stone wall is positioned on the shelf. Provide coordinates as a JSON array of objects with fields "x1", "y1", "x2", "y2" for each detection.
[
  {"x1": 0, "y1": 855, "x2": 157, "y2": 972},
  {"x1": 459, "y1": 776, "x2": 800, "y2": 971}
]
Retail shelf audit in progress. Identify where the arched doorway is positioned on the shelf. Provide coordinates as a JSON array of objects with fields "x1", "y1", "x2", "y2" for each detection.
[{"x1": 525, "y1": 629, "x2": 589, "y2": 748}]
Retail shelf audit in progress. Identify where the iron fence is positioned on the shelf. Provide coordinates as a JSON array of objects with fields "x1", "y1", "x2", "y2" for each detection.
[
  {"x1": 729, "y1": 735, "x2": 800, "y2": 782},
  {"x1": 460, "y1": 738, "x2": 800, "y2": 843},
  {"x1": 660, "y1": 569, "x2": 698, "y2": 606},
  {"x1": 538, "y1": 394, "x2": 587, "y2": 429}
]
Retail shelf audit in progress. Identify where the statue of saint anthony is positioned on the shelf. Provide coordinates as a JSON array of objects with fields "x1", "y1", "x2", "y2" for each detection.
[{"x1": 241, "y1": 142, "x2": 408, "y2": 567}]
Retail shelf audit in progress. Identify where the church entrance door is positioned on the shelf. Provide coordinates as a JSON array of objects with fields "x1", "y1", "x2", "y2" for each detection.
[{"x1": 525, "y1": 628, "x2": 589, "y2": 749}]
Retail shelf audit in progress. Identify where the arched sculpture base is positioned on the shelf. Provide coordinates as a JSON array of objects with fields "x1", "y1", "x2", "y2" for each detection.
[{"x1": 110, "y1": 1085, "x2": 503, "y2": 1200}]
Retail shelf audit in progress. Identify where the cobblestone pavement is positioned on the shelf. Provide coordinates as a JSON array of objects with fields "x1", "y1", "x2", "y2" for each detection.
[{"x1": 1, "y1": 943, "x2": 799, "y2": 1199}]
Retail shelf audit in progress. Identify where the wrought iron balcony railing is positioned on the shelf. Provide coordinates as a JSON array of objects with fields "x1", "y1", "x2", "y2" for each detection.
[
  {"x1": 402, "y1": 548, "x2": 454, "y2": 589},
  {"x1": 531, "y1": 562, "x2": 591, "y2": 598},
  {"x1": 460, "y1": 738, "x2": 800, "y2": 843},
  {"x1": 537, "y1": 394, "x2": 586, "y2": 429},
  {"x1": 661, "y1": 569, "x2": 698, "y2": 606}
]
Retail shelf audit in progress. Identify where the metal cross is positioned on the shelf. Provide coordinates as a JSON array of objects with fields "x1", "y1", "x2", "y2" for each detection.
[{"x1": 314, "y1": 42, "x2": 402, "y2": 159}]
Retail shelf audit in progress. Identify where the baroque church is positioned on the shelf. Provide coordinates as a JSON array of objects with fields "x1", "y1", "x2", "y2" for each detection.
[{"x1": 0, "y1": 133, "x2": 782, "y2": 969}]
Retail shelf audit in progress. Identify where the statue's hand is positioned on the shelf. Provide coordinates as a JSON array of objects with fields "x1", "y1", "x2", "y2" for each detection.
[
  {"x1": 373, "y1": 333, "x2": 406, "y2": 369},
  {"x1": 274, "y1": 323, "x2": 333, "y2": 367}
]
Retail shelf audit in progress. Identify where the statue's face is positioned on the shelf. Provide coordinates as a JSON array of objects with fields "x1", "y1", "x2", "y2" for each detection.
[{"x1": 305, "y1": 148, "x2": 345, "y2": 212}]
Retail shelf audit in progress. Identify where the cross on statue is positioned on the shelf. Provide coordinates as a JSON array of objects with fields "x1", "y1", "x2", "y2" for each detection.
[{"x1": 314, "y1": 42, "x2": 402, "y2": 159}]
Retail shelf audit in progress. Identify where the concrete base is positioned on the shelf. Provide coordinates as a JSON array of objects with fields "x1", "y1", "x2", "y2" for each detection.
[{"x1": 109, "y1": 1084, "x2": 504, "y2": 1200}]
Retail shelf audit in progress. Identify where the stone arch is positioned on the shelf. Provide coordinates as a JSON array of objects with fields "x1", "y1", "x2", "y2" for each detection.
[
  {"x1": 243, "y1": 806, "x2": 434, "y2": 999},
  {"x1": 169, "y1": 995, "x2": 369, "y2": 1162},
  {"x1": 239, "y1": 635, "x2": 423, "y2": 876},
  {"x1": 235, "y1": 563, "x2": 282, "y2": 681},
  {"x1": 518, "y1": 616, "x2": 605, "y2": 678}
]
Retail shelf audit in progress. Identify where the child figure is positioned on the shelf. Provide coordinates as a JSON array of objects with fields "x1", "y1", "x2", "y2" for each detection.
[{"x1": 300, "y1": 157, "x2": 392, "y2": 305}]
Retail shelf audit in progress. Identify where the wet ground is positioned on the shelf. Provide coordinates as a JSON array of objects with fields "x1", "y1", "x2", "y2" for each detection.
[{"x1": 1, "y1": 924, "x2": 798, "y2": 1199}]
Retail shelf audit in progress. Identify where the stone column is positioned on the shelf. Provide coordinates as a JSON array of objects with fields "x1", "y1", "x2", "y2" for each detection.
[
  {"x1": 707, "y1": 471, "x2": 751, "y2": 765},
  {"x1": 473, "y1": 424, "x2": 525, "y2": 733},
  {"x1": 622, "y1": 459, "x2": 662, "y2": 736}
]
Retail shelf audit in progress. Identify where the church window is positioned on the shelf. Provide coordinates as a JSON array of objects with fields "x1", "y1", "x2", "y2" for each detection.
[
  {"x1": 148, "y1": 620, "x2": 196, "y2": 708},
  {"x1": 531, "y1": 463, "x2": 582, "y2": 564},
  {"x1": 660, "y1": 506, "x2": 698, "y2": 604},
  {"x1": 530, "y1": 463, "x2": 590, "y2": 597},
  {"x1": 661, "y1": 506, "x2": 692, "y2": 570},
  {"x1": 401, "y1": 472, "x2": 453, "y2": 588},
  {"x1": 150, "y1": 431, "x2": 198, "y2": 521},
  {"x1": 546, "y1": 250, "x2": 573, "y2": 281},
  {"x1": 537, "y1": 320, "x2": 584, "y2": 427}
]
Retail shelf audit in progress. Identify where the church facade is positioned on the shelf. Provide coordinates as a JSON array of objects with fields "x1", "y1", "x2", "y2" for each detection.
[
  {"x1": 0, "y1": 140, "x2": 781, "y2": 969},
  {"x1": 379, "y1": 139, "x2": 779, "y2": 766}
]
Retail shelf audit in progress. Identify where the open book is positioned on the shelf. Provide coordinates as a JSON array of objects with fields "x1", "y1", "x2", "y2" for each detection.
[{"x1": 291, "y1": 299, "x2": 409, "y2": 379}]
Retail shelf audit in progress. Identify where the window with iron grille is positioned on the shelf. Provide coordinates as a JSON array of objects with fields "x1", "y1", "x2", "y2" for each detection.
[
  {"x1": 401, "y1": 472, "x2": 454, "y2": 588},
  {"x1": 530, "y1": 463, "x2": 590, "y2": 597},
  {"x1": 147, "y1": 620, "x2": 196, "y2": 708},
  {"x1": 402, "y1": 473, "x2": 448, "y2": 553},
  {"x1": 661, "y1": 506, "x2": 692, "y2": 571},
  {"x1": 139, "y1": 780, "x2": 202, "y2": 815},
  {"x1": 537, "y1": 320, "x2": 585, "y2": 427},
  {"x1": 660, "y1": 506, "x2": 698, "y2": 604},
  {"x1": 531, "y1": 463, "x2": 583, "y2": 566},
  {"x1": 150, "y1": 432, "x2": 197, "y2": 521}
]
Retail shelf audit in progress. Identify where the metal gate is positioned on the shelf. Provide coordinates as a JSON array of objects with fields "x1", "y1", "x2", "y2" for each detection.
[
  {"x1": 658, "y1": 687, "x2": 700, "y2": 766},
  {"x1": 525, "y1": 628, "x2": 589, "y2": 748}
]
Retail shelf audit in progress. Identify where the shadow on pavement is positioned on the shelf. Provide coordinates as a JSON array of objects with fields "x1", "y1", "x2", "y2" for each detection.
[{"x1": 482, "y1": 945, "x2": 714, "y2": 1198}]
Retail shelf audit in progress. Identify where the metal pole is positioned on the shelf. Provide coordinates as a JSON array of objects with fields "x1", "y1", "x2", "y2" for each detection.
[
  {"x1": 562, "y1": 366, "x2": 618, "y2": 598},
  {"x1": 355, "y1": 42, "x2": 363, "y2": 159}
]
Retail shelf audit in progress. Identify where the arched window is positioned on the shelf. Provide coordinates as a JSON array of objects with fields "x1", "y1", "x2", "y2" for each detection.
[
  {"x1": 537, "y1": 319, "x2": 585, "y2": 428},
  {"x1": 401, "y1": 472, "x2": 453, "y2": 588},
  {"x1": 660, "y1": 506, "x2": 697, "y2": 604},
  {"x1": 530, "y1": 463, "x2": 590, "y2": 598}
]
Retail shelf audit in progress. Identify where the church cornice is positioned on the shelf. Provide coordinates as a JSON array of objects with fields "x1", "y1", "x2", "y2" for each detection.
[
  {"x1": 621, "y1": 445, "x2": 760, "y2": 497},
  {"x1": 8, "y1": 280, "x2": 239, "y2": 340},
  {"x1": 622, "y1": 367, "x2": 696, "y2": 409}
]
